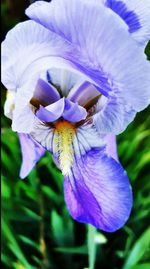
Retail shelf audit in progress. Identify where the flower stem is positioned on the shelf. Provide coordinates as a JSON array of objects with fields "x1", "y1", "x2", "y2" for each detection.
[
  {"x1": 87, "y1": 225, "x2": 97, "y2": 269},
  {"x1": 38, "y1": 178, "x2": 49, "y2": 269}
]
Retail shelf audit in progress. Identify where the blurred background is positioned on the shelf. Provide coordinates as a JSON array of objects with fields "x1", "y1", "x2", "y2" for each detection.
[{"x1": 1, "y1": 1, "x2": 150, "y2": 269}]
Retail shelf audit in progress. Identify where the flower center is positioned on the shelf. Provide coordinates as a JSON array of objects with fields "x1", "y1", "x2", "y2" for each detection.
[{"x1": 54, "y1": 120, "x2": 76, "y2": 176}]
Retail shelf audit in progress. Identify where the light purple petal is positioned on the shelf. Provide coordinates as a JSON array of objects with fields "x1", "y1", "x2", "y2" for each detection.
[
  {"x1": 105, "y1": 0, "x2": 150, "y2": 45},
  {"x1": 68, "y1": 81, "x2": 100, "y2": 107},
  {"x1": 30, "y1": 119, "x2": 54, "y2": 152},
  {"x1": 36, "y1": 97, "x2": 87, "y2": 123},
  {"x1": 4, "y1": 91, "x2": 16, "y2": 120},
  {"x1": 63, "y1": 99, "x2": 87, "y2": 122},
  {"x1": 18, "y1": 133, "x2": 45, "y2": 179},
  {"x1": 12, "y1": 83, "x2": 37, "y2": 133},
  {"x1": 47, "y1": 68, "x2": 83, "y2": 97},
  {"x1": 52, "y1": 123, "x2": 105, "y2": 165},
  {"x1": 36, "y1": 98, "x2": 65, "y2": 122},
  {"x1": 2, "y1": 0, "x2": 150, "y2": 139},
  {"x1": 106, "y1": 0, "x2": 141, "y2": 33},
  {"x1": 104, "y1": 134, "x2": 118, "y2": 162},
  {"x1": 64, "y1": 148, "x2": 132, "y2": 232},
  {"x1": 74, "y1": 124, "x2": 105, "y2": 159},
  {"x1": 1, "y1": 19, "x2": 75, "y2": 91},
  {"x1": 93, "y1": 95, "x2": 136, "y2": 135},
  {"x1": 32, "y1": 78, "x2": 60, "y2": 107},
  {"x1": 26, "y1": 0, "x2": 150, "y2": 123}
]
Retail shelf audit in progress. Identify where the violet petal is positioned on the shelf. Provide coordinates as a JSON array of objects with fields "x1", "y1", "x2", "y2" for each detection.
[
  {"x1": 64, "y1": 148, "x2": 132, "y2": 232},
  {"x1": 18, "y1": 133, "x2": 45, "y2": 179}
]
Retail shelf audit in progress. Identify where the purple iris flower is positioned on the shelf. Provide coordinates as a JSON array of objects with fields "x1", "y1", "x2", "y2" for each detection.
[{"x1": 2, "y1": 0, "x2": 150, "y2": 232}]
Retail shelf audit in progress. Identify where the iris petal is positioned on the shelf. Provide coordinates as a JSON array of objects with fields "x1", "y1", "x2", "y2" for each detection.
[
  {"x1": 30, "y1": 119, "x2": 54, "y2": 152},
  {"x1": 93, "y1": 95, "x2": 136, "y2": 135},
  {"x1": 68, "y1": 81, "x2": 100, "y2": 108},
  {"x1": 4, "y1": 91, "x2": 16, "y2": 120},
  {"x1": 1, "y1": 19, "x2": 75, "y2": 91},
  {"x1": 47, "y1": 68, "x2": 82, "y2": 97},
  {"x1": 36, "y1": 98, "x2": 65, "y2": 122},
  {"x1": 104, "y1": 134, "x2": 118, "y2": 162},
  {"x1": 18, "y1": 133, "x2": 45, "y2": 179},
  {"x1": 106, "y1": 0, "x2": 141, "y2": 33},
  {"x1": 105, "y1": 0, "x2": 150, "y2": 45},
  {"x1": 31, "y1": 78, "x2": 60, "y2": 107},
  {"x1": 26, "y1": 0, "x2": 150, "y2": 133},
  {"x1": 64, "y1": 148, "x2": 132, "y2": 232},
  {"x1": 63, "y1": 99, "x2": 87, "y2": 122},
  {"x1": 36, "y1": 98, "x2": 87, "y2": 123}
]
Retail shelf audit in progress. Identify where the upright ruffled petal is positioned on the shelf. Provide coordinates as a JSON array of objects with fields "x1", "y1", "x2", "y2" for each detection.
[
  {"x1": 4, "y1": 91, "x2": 16, "y2": 120},
  {"x1": 64, "y1": 148, "x2": 132, "y2": 232},
  {"x1": 105, "y1": 0, "x2": 150, "y2": 45},
  {"x1": 46, "y1": 68, "x2": 83, "y2": 97},
  {"x1": 26, "y1": 0, "x2": 150, "y2": 135},
  {"x1": 1, "y1": 19, "x2": 75, "y2": 91},
  {"x1": 93, "y1": 95, "x2": 136, "y2": 135},
  {"x1": 18, "y1": 133, "x2": 45, "y2": 179},
  {"x1": 11, "y1": 82, "x2": 37, "y2": 133}
]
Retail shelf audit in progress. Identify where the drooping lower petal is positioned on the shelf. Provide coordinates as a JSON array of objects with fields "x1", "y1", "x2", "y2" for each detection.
[
  {"x1": 104, "y1": 134, "x2": 118, "y2": 162},
  {"x1": 30, "y1": 118, "x2": 54, "y2": 152},
  {"x1": 52, "y1": 122, "x2": 105, "y2": 176},
  {"x1": 18, "y1": 133, "x2": 45, "y2": 179},
  {"x1": 64, "y1": 148, "x2": 132, "y2": 232}
]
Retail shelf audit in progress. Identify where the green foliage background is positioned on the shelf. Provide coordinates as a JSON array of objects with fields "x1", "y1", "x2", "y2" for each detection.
[{"x1": 1, "y1": 1, "x2": 150, "y2": 269}]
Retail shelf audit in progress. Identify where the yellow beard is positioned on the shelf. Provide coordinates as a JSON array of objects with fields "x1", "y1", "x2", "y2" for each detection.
[{"x1": 54, "y1": 121, "x2": 76, "y2": 176}]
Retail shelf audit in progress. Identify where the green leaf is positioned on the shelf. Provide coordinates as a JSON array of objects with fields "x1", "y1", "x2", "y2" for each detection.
[
  {"x1": 54, "y1": 245, "x2": 88, "y2": 254},
  {"x1": 130, "y1": 264, "x2": 150, "y2": 269},
  {"x1": 19, "y1": 235, "x2": 40, "y2": 251},
  {"x1": 42, "y1": 185, "x2": 62, "y2": 204},
  {"x1": 51, "y1": 209, "x2": 74, "y2": 246},
  {"x1": 22, "y1": 207, "x2": 41, "y2": 221},
  {"x1": 1, "y1": 253, "x2": 12, "y2": 267},
  {"x1": 135, "y1": 151, "x2": 150, "y2": 170},
  {"x1": 1, "y1": 176, "x2": 11, "y2": 198},
  {"x1": 2, "y1": 218, "x2": 32, "y2": 269},
  {"x1": 123, "y1": 228, "x2": 150, "y2": 269},
  {"x1": 51, "y1": 210, "x2": 64, "y2": 246}
]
